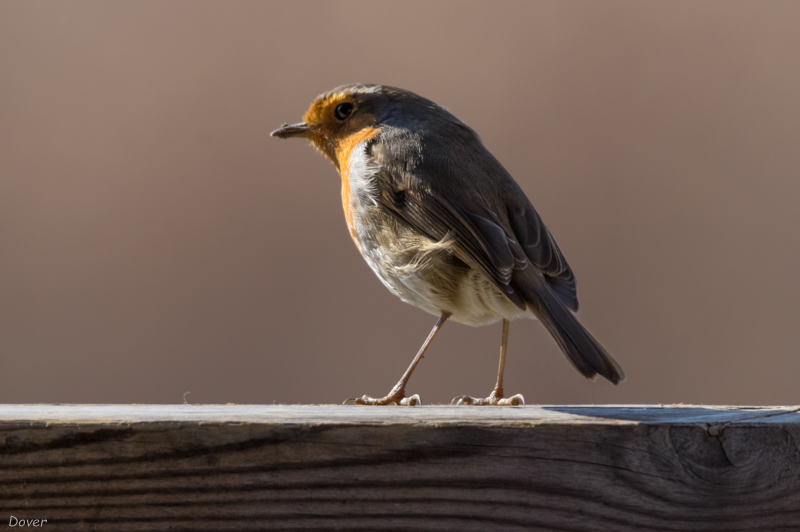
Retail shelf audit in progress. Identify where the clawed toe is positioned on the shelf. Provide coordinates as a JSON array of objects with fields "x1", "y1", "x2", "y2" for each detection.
[
  {"x1": 345, "y1": 393, "x2": 421, "y2": 406},
  {"x1": 497, "y1": 393, "x2": 524, "y2": 405},
  {"x1": 399, "y1": 394, "x2": 421, "y2": 406},
  {"x1": 451, "y1": 393, "x2": 525, "y2": 406},
  {"x1": 451, "y1": 395, "x2": 479, "y2": 405}
]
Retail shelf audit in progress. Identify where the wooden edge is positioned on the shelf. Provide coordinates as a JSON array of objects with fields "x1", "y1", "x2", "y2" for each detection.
[{"x1": 0, "y1": 404, "x2": 798, "y2": 426}]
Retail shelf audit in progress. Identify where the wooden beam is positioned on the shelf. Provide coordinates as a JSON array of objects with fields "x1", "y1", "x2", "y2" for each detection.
[{"x1": 1, "y1": 405, "x2": 798, "y2": 530}]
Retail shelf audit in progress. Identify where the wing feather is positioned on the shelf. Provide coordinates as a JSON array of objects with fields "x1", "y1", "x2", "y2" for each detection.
[
  {"x1": 374, "y1": 168, "x2": 526, "y2": 309},
  {"x1": 367, "y1": 128, "x2": 578, "y2": 311}
]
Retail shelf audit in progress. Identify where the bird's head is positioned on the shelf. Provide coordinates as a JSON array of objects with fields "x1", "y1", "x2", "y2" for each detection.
[
  {"x1": 271, "y1": 83, "x2": 456, "y2": 172},
  {"x1": 271, "y1": 84, "x2": 387, "y2": 171}
]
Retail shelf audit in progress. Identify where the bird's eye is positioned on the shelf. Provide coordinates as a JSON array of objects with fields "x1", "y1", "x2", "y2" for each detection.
[{"x1": 334, "y1": 102, "x2": 355, "y2": 121}]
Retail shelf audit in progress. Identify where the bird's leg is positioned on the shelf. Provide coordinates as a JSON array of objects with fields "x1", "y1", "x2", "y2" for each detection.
[
  {"x1": 452, "y1": 319, "x2": 525, "y2": 406},
  {"x1": 350, "y1": 312, "x2": 450, "y2": 406}
]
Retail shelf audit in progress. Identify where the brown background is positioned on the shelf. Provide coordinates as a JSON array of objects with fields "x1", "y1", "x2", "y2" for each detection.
[{"x1": 1, "y1": 1, "x2": 798, "y2": 406}]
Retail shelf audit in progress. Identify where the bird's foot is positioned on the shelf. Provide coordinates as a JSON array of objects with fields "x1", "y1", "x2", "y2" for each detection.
[
  {"x1": 451, "y1": 392, "x2": 524, "y2": 406},
  {"x1": 344, "y1": 392, "x2": 421, "y2": 406}
]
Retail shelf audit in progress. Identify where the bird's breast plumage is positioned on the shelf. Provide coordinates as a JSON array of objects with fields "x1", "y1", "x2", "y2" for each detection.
[
  {"x1": 337, "y1": 126, "x2": 382, "y2": 249},
  {"x1": 341, "y1": 136, "x2": 529, "y2": 326}
]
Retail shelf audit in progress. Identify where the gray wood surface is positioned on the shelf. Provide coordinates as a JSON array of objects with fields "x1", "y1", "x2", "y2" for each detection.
[{"x1": 1, "y1": 405, "x2": 799, "y2": 531}]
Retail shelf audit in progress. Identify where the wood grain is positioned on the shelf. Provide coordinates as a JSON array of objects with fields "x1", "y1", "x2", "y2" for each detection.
[{"x1": 1, "y1": 405, "x2": 799, "y2": 531}]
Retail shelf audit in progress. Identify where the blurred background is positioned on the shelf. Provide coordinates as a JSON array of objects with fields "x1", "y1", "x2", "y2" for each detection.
[{"x1": 1, "y1": 1, "x2": 798, "y2": 405}]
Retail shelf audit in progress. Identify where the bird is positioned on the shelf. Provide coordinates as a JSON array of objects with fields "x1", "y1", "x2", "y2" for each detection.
[{"x1": 271, "y1": 84, "x2": 624, "y2": 405}]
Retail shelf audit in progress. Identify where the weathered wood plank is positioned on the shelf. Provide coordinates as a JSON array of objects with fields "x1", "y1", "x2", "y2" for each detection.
[{"x1": 1, "y1": 405, "x2": 799, "y2": 531}]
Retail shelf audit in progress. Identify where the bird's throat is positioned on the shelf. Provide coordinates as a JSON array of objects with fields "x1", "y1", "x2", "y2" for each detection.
[{"x1": 337, "y1": 126, "x2": 382, "y2": 250}]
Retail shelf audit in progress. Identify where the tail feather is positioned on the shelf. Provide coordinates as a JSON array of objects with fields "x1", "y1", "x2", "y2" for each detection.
[{"x1": 516, "y1": 273, "x2": 625, "y2": 384}]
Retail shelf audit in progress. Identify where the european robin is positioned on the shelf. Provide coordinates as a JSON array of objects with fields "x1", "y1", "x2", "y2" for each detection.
[{"x1": 272, "y1": 84, "x2": 624, "y2": 405}]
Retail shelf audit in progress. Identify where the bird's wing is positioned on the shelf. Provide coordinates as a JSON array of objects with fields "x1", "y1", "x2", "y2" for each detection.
[
  {"x1": 369, "y1": 127, "x2": 578, "y2": 311},
  {"x1": 503, "y1": 187, "x2": 578, "y2": 310},
  {"x1": 373, "y1": 164, "x2": 528, "y2": 309}
]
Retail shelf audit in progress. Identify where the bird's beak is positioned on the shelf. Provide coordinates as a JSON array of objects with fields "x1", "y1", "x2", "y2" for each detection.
[{"x1": 270, "y1": 122, "x2": 311, "y2": 139}]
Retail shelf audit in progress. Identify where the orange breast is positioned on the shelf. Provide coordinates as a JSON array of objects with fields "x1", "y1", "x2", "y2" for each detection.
[{"x1": 336, "y1": 127, "x2": 381, "y2": 250}]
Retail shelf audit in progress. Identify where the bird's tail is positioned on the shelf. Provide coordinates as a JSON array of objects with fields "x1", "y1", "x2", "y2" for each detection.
[{"x1": 516, "y1": 273, "x2": 625, "y2": 384}]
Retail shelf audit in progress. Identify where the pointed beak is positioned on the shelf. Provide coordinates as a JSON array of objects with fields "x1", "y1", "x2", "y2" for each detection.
[{"x1": 270, "y1": 122, "x2": 311, "y2": 139}]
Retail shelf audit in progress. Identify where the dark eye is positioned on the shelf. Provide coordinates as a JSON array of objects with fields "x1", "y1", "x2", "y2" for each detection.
[{"x1": 334, "y1": 102, "x2": 355, "y2": 121}]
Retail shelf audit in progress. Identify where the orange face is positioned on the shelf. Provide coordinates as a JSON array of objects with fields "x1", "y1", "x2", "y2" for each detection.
[
  {"x1": 271, "y1": 89, "x2": 383, "y2": 248},
  {"x1": 304, "y1": 94, "x2": 382, "y2": 249},
  {"x1": 300, "y1": 92, "x2": 380, "y2": 172}
]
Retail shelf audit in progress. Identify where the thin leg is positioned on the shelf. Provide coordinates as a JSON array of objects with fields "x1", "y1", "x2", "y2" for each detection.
[
  {"x1": 490, "y1": 318, "x2": 510, "y2": 399},
  {"x1": 452, "y1": 319, "x2": 525, "y2": 406},
  {"x1": 351, "y1": 312, "x2": 450, "y2": 406}
]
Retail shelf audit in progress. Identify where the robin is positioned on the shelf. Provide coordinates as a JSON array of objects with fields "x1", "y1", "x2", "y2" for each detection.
[{"x1": 272, "y1": 84, "x2": 624, "y2": 406}]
